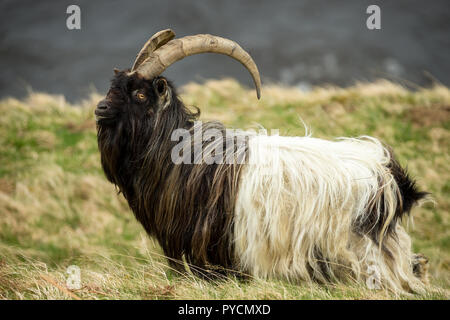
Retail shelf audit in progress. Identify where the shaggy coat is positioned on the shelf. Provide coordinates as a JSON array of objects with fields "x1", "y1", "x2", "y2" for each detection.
[{"x1": 96, "y1": 71, "x2": 427, "y2": 292}]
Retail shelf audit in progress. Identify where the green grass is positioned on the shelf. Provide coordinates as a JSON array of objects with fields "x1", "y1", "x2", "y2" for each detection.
[{"x1": 0, "y1": 80, "x2": 449, "y2": 299}]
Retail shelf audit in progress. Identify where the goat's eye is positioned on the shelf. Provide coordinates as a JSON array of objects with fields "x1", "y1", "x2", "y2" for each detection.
[{"x1": 133, "y1": 90, "x2": 146, "y2": 102}]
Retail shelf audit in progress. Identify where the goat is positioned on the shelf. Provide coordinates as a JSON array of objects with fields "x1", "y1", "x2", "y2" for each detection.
[{"x1": 96, "y1": 29, "x2": 429, "y2": 293}]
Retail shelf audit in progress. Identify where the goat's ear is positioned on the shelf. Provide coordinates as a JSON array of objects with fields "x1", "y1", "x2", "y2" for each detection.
[
  {"x1": 154, "y1": 78, "x2": 171, "y2": 110},
  {"x1": 154, "y1": 78, "x2": 168, "y2": 97},
  {"x1": 113, "y1": 68, "x2": 120, "y2": 75}
]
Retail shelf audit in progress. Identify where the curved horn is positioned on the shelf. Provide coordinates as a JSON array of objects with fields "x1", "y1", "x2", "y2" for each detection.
[
  {"x1": 131, "y1": 29, "x2": 176, "y2": 72},
  {"x1": 134, "y1": 34, "x2": 261, "y2": 99}
]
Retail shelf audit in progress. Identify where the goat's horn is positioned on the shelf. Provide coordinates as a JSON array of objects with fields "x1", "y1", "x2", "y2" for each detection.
[
  {"x1": 134, "y1": 33, "x2": 261, "y2": 99},
  {"x1": 131, "y1": 29, "x2": 176, "y2": 72}
]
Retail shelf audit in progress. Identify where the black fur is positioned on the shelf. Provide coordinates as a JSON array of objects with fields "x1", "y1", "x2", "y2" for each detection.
[
  {"x1": 96, "y1": 70, "x2": 243, "y2": 277},
  {"x1": 388, "y1": 155, "x2": 429, "y2": 216}
]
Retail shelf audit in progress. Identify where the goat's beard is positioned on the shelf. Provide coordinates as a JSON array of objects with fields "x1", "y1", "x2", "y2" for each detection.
[
  {"x1": 96, "y1": 122, "x2": 124, "y2": 188},
  {"x1": 97, "y1": 105, "x2": 428, "y2": 292},
  {"x1": 96, "y1": 113, "x2": 158, "y2": 201},
  {"x1": 97, "y1": 120, "x2": 141, "y2": 196}
]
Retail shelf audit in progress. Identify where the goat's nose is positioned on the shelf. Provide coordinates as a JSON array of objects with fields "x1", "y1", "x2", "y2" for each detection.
[{"x1": 97, "y1": 100, "x2": 108, "y2": 110}]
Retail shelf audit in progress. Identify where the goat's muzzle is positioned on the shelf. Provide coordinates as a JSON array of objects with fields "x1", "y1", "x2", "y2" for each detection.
[{"x1": 95, "y1": 99, "x2": 114, "y2": 123}]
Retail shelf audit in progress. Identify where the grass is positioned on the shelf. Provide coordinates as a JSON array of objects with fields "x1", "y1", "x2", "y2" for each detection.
[{"x1": 0, "y1": 79, "x2": 449, "y2": 299}]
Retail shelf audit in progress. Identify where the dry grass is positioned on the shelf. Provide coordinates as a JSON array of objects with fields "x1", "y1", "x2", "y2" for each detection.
[{"x1": 0, "y1": 80, "x2": 449, "y2": 299}]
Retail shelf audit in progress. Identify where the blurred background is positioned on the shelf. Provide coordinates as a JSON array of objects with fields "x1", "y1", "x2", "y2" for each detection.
[{"x1": 0, "y1": 0, "x2": 449, "y2": 102}]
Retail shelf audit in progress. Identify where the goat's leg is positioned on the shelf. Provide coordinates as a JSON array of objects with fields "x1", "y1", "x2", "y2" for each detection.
[{"x1": 162, "y1": 250, "x2": 187, "y2": 276}]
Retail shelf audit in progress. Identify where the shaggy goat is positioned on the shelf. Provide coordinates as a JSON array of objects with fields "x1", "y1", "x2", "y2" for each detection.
[{"x1": 96, "y1": 29, "x2": 429, "y2": 293}]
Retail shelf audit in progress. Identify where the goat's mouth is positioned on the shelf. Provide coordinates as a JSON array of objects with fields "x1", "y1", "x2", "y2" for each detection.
[
  {"x1": 95, "y1": 108, "x2": 117, "y2": 125},
  {"x1": 95, "y1": 99, "x2": 118, "y2": 124}
]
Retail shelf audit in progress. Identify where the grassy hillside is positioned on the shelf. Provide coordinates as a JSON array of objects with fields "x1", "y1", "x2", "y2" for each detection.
[{"x1": 0, "y1": 79, "x2": 449, "y2": 299}]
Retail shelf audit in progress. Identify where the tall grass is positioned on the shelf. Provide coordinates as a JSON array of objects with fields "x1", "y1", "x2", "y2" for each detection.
[{"x1": 0, "y1": 80, "x2": 449, "y2": 299}]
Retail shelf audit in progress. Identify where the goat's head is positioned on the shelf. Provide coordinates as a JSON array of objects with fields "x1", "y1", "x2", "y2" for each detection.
[{"x1": 95, "y1": 70, "x2": 173, "y2": 130}]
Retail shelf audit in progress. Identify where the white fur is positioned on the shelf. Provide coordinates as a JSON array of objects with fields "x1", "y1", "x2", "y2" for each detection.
[{"x1": 233, "y1": 134, "x2": 424, "y2": 293}]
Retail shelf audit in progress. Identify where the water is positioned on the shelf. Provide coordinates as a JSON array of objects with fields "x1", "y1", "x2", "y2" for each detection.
[{"x1": 1, "y1": 0, "x2": 449, "y2": 102}]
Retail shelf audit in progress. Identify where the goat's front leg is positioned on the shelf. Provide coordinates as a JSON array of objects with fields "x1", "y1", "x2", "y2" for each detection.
[{"x1": 163, "y1": 250, "x2": 187, "y2": 276}]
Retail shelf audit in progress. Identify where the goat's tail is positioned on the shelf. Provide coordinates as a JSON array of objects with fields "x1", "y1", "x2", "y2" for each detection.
[{"x1": 353, "y1": 148, "x2": 428, "y2": 249}]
